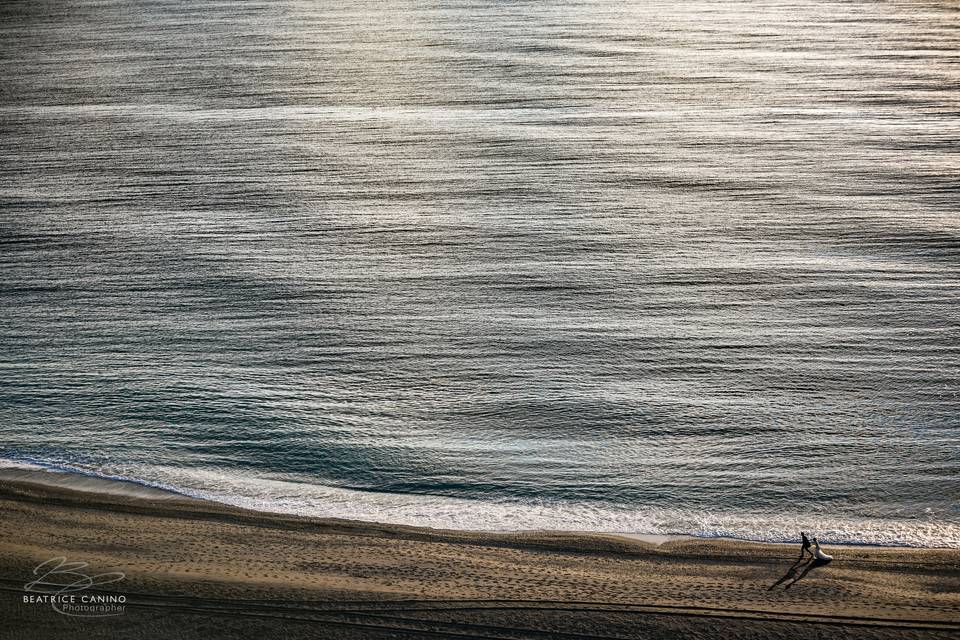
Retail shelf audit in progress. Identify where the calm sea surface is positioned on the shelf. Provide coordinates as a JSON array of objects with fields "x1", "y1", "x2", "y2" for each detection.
[{"x1": 1, "y1": 0, "x2": 958, "y2": 546}]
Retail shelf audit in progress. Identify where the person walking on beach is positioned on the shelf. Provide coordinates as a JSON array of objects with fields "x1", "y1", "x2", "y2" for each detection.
[
  {"x1": 798, "y1": 531, "x2": 812, "y2": 560},
  {"x1": 812, "y1": 536, "x2": 833, "y2": 562},
  {"x1": 771, "y1": 531, "x2": 828, "y2": 590}
]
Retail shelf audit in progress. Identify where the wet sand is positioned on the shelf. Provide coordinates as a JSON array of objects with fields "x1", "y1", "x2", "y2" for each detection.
[{"x1": 0, "y1": 473, "x2": 957, "y2": 640}]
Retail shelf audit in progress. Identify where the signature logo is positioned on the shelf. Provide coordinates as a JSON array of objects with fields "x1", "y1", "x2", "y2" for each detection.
[{"x1": 23, "y1": 557, "x2": 127, "y2": 617}]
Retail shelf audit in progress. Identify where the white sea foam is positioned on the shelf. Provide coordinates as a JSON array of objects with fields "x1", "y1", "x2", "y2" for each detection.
[
  {"x1": 3, "y1": 458, "x2": 956, "y2": 548},
  {"x1": 0, "y1": 458, "x2": 51, "y2": 472},
  {"x1": 0, "y1": 457, "x2": 186, "y2": 500}
]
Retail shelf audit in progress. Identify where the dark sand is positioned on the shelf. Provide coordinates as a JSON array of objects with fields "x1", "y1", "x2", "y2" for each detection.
[{"x1": 0, "y1": 472, "x2": 957, "y2": 639}]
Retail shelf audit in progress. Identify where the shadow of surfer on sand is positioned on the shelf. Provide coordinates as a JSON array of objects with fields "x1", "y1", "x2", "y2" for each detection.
[{"x1": 769, "y1": 532, "x2": 833, "y2": 590}]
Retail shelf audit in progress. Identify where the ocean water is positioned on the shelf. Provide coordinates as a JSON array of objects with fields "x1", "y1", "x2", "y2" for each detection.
[{"x1": 1, "y1": 0, "x2": 958, "y2": 547}]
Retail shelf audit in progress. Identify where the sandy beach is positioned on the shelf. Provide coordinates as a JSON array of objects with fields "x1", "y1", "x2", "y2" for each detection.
[{"x1": 0, "y1": 472, "x2": 956, "y2": 639}]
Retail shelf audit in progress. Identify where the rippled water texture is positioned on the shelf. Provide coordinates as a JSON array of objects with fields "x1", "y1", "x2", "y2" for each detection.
[{"x1": 1, "y1": 0, "x2": 958, "y2": 546}]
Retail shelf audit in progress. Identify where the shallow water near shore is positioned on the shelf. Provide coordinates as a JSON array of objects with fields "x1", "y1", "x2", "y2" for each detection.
[
  {"x1": 1, "y1": 0, "x2": 958, "y2": 548},
  {"x1": 2, "y1": 457, "x2": 957, "y2": 548}
]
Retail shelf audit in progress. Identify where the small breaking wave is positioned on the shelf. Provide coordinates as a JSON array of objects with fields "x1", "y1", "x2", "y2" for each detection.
[{"x1": 1, "y1": 456, "x2": 956, "y2": 548}]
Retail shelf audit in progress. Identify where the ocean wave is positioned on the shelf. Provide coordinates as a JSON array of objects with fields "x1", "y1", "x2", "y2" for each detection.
[{"x1": 2, "y1": 456, "x2": 956, "y2": 549}]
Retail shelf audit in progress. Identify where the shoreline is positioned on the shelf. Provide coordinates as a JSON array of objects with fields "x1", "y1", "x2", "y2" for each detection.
[
  {"x1": 0, "y1": 472, "x2": 958, "y2": 639},
  {"x1": 1, "y1": 463, "x2": 954, "y2": 551}
]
